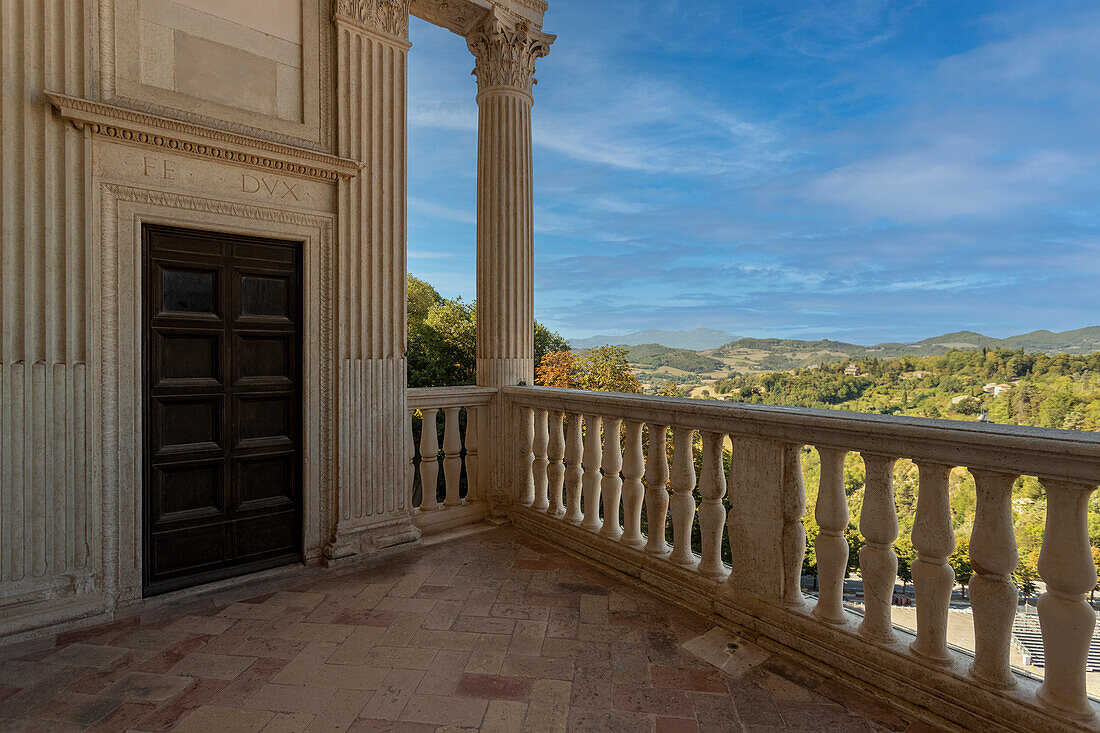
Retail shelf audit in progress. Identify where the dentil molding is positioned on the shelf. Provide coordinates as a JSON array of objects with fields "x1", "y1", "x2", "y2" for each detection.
[
  {"x1": 46, "y1": 93, "x2": 361, "y2": 182},
  {"x1": 466, "y1": 8, "x2": 554, "y2": 95}
]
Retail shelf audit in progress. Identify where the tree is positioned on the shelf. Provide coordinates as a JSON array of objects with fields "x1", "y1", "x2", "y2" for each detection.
[
  {"x1": 657, "y1": 381, "x2": 682, "y2": 397},
  {"x1": 844, "y1": 526, "x2": 863, "y2": 578},
  {"x1": 535, "y1": 322, "x2": 569, "y2": 368},
  {"x1": 536, "y1": 350, "x2": 580, "y2": 389},
  {"x1": 1013, "y1": 553, "x2": 1040, "y2": 600},
  {"x1": 949, "y1": 536, "x2": 974, "y2": 599},
  {"x1": 803, "y1": 515, "x2": 820, "y2": 590},
  {"x1": 578, "y1": 345, "x2": 642, "y2": 394},
  {"x1": 894, "y1": 535, "x2": 917, "y2": 593},
  {"x1": 407, "y1": 275, "x2": 569, "y2": 388}
]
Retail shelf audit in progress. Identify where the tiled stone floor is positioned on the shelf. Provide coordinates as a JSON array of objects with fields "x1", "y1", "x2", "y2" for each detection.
[{"x1": 0, "y1": 526, "x2": 941, "y2": 732}]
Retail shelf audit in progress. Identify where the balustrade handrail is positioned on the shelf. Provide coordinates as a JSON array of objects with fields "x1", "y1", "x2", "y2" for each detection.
[
  {"x1": 503, "y1": 385, "x2": 1100, "y2": 483},
  {"x1": 408, "y1": 385, "x2": 497, "y2": 410}
]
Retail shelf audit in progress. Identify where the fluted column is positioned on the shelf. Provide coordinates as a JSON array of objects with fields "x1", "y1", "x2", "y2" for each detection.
[
  {"x1": 328, "y1": 0, "x2": 418, "y2": 560},
  {"x1": 467, "y1": 10, "x2": 553, "y2": 519}
]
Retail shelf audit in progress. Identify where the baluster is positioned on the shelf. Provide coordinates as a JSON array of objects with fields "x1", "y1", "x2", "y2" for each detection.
[
  {"x1": 407, "y1": 410, "x2": 418, "y2": 512},
  {"x1": 782, "y1": 443, "x2": 807, "y2": 607},
  {"x1": 1036, "y1": 479, "x2": 1098, "y2": 720},
  {"x1": 465, "y1": 406, "x2": 481, "y2": 503},
  {"x1": 547, "y1": 411, "x2": 566, "y2": 517},
  {"x1": 858, "y1": 454, "x2": 898, "y2": 643},
  {"x1": 644, "y1": 424, "x2": 671, "y2": 556},
  {"x1": 418, "y1": 408, "x2": 440, "y2": 512},
  {"x1": 564, "y1": 413, "x2": 583, "y2": 524},
  {"x1": 910, "y1": 462, "x2": 955, "y2": 663},
  {"x1": 620, "y1": 421, "x2": 646, "y2": 548},
  {"x1": 669, "y1": 427, "x2": 698, "y2": 567},
  {"x1": 580, "y1": 414, "x2": 603, "y2": 532},
  {"x1": 813, "y1": 448, "x2": 849, "y2": 624},
  {"x1": 443, "y1": 407, "x2": 463, "y2": 507},
  {"x1": 968, "y1": 470, "x2": 1019, "y2": 688},
  {"x1": 600, "y1": 418, "x2": 624, "y2": 540},
  {"x1": 697, "y1": 431, "x2": 727, "y2": 579},
  {"x1": 532, "y1": 409, "x2": 550, "y2": 512},
  {"x1": 517, "y1": 407, "x2": 535, "y2": 506}
]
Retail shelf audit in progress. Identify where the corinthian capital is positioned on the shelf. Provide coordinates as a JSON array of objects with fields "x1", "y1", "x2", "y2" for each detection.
[
  {"x1": 334, "y1": 0, "x2": 412, "y2": 40},
  {"x1": 466, "y1": 9, "x2": 554, "y2": 95}
]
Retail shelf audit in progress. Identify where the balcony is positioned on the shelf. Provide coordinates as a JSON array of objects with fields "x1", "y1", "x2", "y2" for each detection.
[{"x1": 2, "y1": 384, "x2": 1097, "y2": 732}]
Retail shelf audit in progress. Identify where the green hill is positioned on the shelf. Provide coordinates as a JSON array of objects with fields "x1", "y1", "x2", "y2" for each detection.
[{"x1": 626, "y1": 343, "x2": 723, "y2": 373}]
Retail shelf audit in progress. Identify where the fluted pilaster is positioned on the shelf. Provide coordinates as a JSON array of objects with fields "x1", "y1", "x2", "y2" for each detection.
[{"x1": 328, "y1": 2, "x2": 417, "y2": 559}]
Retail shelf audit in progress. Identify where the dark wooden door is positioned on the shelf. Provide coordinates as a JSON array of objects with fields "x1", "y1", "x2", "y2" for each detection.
[{"x1": 143, "y1": 224, "x2": 302, "y2": 595}]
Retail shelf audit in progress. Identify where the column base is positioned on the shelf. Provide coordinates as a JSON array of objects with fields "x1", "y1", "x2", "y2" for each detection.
[{"x1": 322, "y1": 516, "x2": 422, "y2": 567}]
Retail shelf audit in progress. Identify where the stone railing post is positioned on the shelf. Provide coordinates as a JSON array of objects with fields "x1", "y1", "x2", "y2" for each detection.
[
  {"x1": 1036, "y1": 479, "x2": 1098, "y2": 720},
  {"x1": 443, "y1": 407, "x2": 464, "y2": 507},
  {"x1": 467, "y1": 10, "x2": 553, "y2": 521},
  {"x1": 547, "y1": 411, "x2": 566, "y2": 516},
  {"x1": 669, "y1": 427, "x2": 698, "y2": 567},
  {"x1": 621, "y1": 421, "x2": 646, "y2": 548},
  {"x1": 563, "y1": 413, "x2": 583, "y2": 524},
  {"x1": 532, "y1": 409, "x2": 549, "y2": 511},
  {"x1": 910, "y1": 462, "x2": 955, "y2": 663},
  {"x1": 781, "y1": 443, "x2": 807, "y2": 607},
  {"x1": 858, "y1": 454, "x2": 899, "y2": 643},
  {"x1": 698, "y1": 432, "x2": 728, "y2": 579},
  {"x1": 600, "y1": 418, "x2": 624, "y2": 540},
  {"x1": 644, "y1": 424, "x2": 671, "y2": 556},
  {"x1": 968, "y1": 470, "x2": 1019, "y2": 688},
  {"x1": 812, "y1": 448, "x2": 849, "y2": 624},
  {"x1": 580, "y1": 414, "x2": 603, "y2": 532},
  {"x1": 724, "y1": 437, "x2": 785, "y2": 602}
]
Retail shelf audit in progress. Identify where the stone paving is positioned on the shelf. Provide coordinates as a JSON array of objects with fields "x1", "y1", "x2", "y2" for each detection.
[{"x1": 0, "y1": 526, "x2": 942, "y2": 732}]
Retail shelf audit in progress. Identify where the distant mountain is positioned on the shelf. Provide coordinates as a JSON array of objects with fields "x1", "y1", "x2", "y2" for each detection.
[
  {"x1": 703, "y1": 326, "x2": 1100, "y2": 375},
  {"x1": 569, "y1": 328, "x2": 739, "y2": 351}
]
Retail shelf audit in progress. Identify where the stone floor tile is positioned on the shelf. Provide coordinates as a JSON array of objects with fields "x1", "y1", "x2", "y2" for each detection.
[
  {"x1": 23, "y1": 691, "x2": 123, "y2": 727},
  {"x1": 482, "y1": 699, "x2": 528, "y2": 732},
  {"x1": 170, "y1": 651, "x2": 258, "y2": 679},
  {"x1": 461, "y1": 588, "x2": 500, "y2": 616},
  {"x1": 413, "y1": 650, "x2": 470, "y2": 696},
  {"x1": 244, "y1": 683, "x2": 339, "y2": 714},
  {"x1": 571, "y1": 662, "x2": 613, "y2": 709},
  {"x1": 84, "y1": 701, "x2": 159, "y2": 732},
  {"x1": 651, "y1": 665, "x2": 729, "y2": 693},
  {"x1": 508, "y1": 619, "x2": 548, "y2": 656},
  {"x1": 271, "y1": 643, "x2": 340, "y2": 685},
  {"x1": 568, "y1": 706, "x2": 656, "y2": 732},
  {"x1": 613, "y1": 684, "x2": 694, "y2": 717},
  {"x1": 209, "y1": 658, "x2": 290, "y2": 707},
  {"x1": 45, "y1": 642, "x2": 130, "y2": 669},
  {"x1": 309, "y1": 664, "x2": 390, "y2": 691},
  {"x1": 450, "y1": 615, "x2": 516, "y2": 635},
  {"x1": 328, "y1": 627, "x2": 388, "y2": 665},
  {"x1": 132, "y1": 677, "x2": 231, "y2": 731},
  {"x1": 464, "y1": 633, "x2": 509, "y2": 675},
  {"x1": 167, "y1": 615, "x2": 236, "y2": 637},
  {"x1": 398, "y1": 693, "x2": 488, "y2": 727},
  {"x1": 173, "y1": 704, "x2": 275, "y2": 733},
  {"x1": 347, "y1": 718, "x2": 435, "y2": 732},
  {"x1": 220, "y1": 602, "x2": 286, "y2": 620},
  {"x1": 358, "y1": 668, "x2": 425, "y2": 721},
  {"x1": 333, "y1": 609, "x2": 398, "y2": 627},
  {"x1": 655, "y1": 716, "x2": 702, "y2": 733},
  {"x1": 261, "y1": 711, "x2": 316, "y2": 732},
  {"x1": 454, "y1": 672, "x2": 534, "y2": 702},
  {"x1": 303, "y1": 688, "x2": 372, "y2": 732},
  {"x1": 0, "y1": 717, "x2": 84, "y2": 732},
  {"x1": 99, "y1": 670, "x2": 194, "y2": 701},
  {"x1": 500, "y1": 653, "x2": 574, "y2": 680},
  {"x1": 362, "y1": 646, "x2": 438, "y2": 670}
]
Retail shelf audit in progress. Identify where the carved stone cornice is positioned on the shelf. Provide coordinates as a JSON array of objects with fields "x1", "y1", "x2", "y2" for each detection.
[
  {"x1": 466, "y1": 9, "x2": 554, "y2": 96},
  {"x1": 46, "y1": 92, "x2": 361, "y2": 181},
  {"x1": 333, "y1": 0, "x2": 413, "y2": 42}
]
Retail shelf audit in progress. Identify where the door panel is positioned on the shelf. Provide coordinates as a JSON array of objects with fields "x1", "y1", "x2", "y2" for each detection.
[{"x1": 143, "y1": 224, "x2": 302, "y2": 595}]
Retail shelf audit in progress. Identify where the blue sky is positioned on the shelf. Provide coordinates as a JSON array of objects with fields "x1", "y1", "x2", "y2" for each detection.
[{"x1": 407, "y1": 0, "x2": 1100, "y2": 344}]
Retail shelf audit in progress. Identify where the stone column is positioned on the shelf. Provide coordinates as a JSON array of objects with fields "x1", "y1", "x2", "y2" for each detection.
[
  {"x1": 326, "y1": 0, "x2": 419, "y2": 562},
  {"x1": 467, "y1": 11, "x2": 553, "y2": 519}
]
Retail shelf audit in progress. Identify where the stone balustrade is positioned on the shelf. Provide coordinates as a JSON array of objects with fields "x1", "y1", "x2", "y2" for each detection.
[
  {"x1": 407, "y1": 386, "x2": 497, "y2": 535},
  {"x1": 503, "y1": 385, "x2": 1100, "y2": 732}
]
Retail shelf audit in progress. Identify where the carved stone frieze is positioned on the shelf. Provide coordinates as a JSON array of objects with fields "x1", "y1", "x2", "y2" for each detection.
[
  {"x1": 333, "y1": 0, "x2": 413, "y2": 40},
  {"x1": 466, "y1": 9, "x2": 554, "y2": 95}
]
